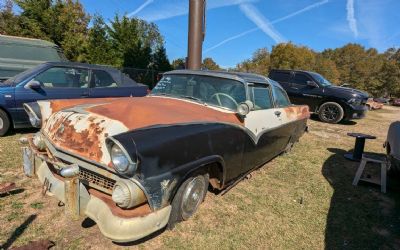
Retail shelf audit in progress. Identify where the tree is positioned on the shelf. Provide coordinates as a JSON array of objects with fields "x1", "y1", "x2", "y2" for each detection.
[
  {"x1": 86, "y1": 15, "x2": 115, "y2": 65},
  {"x1": 108, "y1": 15, "x2": 164, "y2": 68},
  {"x1": 54, "y1": 0, "x2": 90, "y2": 61},
  {"x1": 314, "y1": 55, "x2": 340, "y2": 84},
  {"x1": 0, "y1": 0, "x2": 23, "y2": 35},
  {"x1": 172, "y1": 58, "x2": 186, "y2": 69},
  {"x1": 270, "y1": 43, "x2": 316, "y2": 70},
  {"x1": 8, "y1": 0, "x2": 90, "y2": 61},
  {"x1": 153, "y1": 46, "x2": 172, "y2": 71},
  {"x1": 202, "y1": 57, "x2": 220, "y2": 70},
  {"x1": 237, "y1": 48, "x2": 270, "y2": 75}
]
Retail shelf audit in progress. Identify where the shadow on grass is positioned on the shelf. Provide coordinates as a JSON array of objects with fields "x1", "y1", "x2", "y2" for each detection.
[
  {"x1": 309, "y1": 114, "x2": 357, "y2": 125},
  {"x1": 323, "y1": 148, "x2": 400, "y2": 249},
  {"x1": 0, "y1": 188, "x2": 25, "y2": 198},
  {"x1": 0, "y1": 214, "x2": 37, "y2": 249},
  {"x1": 112, "y1": 227, "x2": 167, "y2": 247}
]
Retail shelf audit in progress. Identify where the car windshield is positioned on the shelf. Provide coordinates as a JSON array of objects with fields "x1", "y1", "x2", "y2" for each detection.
[
  {"x1": 151, "y1": 74, "x2": 246, "y2": 110},
  {"x1": 309, "y1": 72, "x2": 332, "y2": 87}
]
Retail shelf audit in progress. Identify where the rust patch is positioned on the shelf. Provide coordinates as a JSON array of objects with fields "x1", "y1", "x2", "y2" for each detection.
[
  {"x1": 87, "y1": 96, "x2": 244, "y2": 130},
  {"x1": 284, "y1": 105, "x2": 310, "y2": 120},
  {"x1": 47, "y1": 118, "x2": 104, "y2": 163},
  {"x1": 89, "y1": 189, "x2": 151, "y2": 218}
]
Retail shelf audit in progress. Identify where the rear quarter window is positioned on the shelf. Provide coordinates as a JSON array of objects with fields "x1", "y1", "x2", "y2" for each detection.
[
  {"x1": 273, "y1": 86, "x2": 291, "y2": 107},
  {"x1": 269, "y1": 71, "x2": 291, "y2": 82}
]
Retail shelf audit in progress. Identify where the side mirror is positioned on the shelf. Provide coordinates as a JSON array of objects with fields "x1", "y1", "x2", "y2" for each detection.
[
  {"x1": 306, "y1": 81, "x2": 318, "y2": 88},
  {"x1": 24, "y1": 80, "x2": 41, "y2": 89},
  {"x1": 237, "y1": 101, "x2": 254, "y2": 117}
]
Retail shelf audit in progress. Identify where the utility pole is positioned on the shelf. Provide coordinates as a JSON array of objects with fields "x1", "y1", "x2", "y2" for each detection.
[{"x1": 187, "y1": 0, "x2": 206, "y2": 70}]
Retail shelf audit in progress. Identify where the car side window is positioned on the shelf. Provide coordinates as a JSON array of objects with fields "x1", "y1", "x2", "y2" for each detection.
[
  {"x1": 270, "y1": 71, "x2": 291, "y2": 82},
  {"x1": 250, "y1": 84, "x2": 273, "y2": 110},
  {"x1": 92, "y1": 70, "x2": 118, "y2": 88},
  {"x1": 273, "y1": 86, "x2": 291, "y2": 107},
  {"x1": 293, "y1": 73, "x2": 311, "y2": 85},
  {"x1": 33, "y1": 67, "x2": 89, "y2": 88}
]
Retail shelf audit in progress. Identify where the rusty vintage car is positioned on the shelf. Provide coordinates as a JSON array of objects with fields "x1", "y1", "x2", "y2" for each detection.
[
  {"x1": 366, "y1": 98, "x2": 384, "y2": 110},
  {"x1": 21, "y1": 70, "x2": 310, "y2": 242}
]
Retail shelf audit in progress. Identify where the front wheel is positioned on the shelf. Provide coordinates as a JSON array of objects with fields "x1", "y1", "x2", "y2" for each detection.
[
  {"x1": 0, "y1": 109, "x2": 10, "y2": 136},
  {"x1": 168, "y1": 173, "x2": 209, "y2": 228},
  {"x1": 318, "y1": 102, "x2": 344, "y2": 124}
]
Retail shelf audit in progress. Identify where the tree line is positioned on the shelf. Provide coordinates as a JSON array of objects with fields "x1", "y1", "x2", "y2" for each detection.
[
  {"x1": 0, "y1": 0, "x2": 172, "y2": 72},
  {"x1": 1, "y1": 1, "x2": 399, "y2": 97},
  {"x1": 235, "y1": 43, "x2": 400, "y2": 97}
]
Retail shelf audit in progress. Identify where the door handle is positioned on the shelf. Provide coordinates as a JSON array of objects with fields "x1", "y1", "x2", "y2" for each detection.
[{"x1": 274, "y1": 111, "x2": 281, "y2": 117}]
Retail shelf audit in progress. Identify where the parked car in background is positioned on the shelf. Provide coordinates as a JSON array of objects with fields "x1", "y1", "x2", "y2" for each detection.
[
  {"x1": 0, "y1": 62, "x2": 148, "y2": 136},
  {"x1": 366, "y1": 98, "x2": 384, "y2": 110},
  {"x1": 22, "y1": 70, "x2": 310, "y2": 242},
  {"x1": 269, "y1": 69, "x2": 369, "y2": 124},
  {"x1": 385, "y1": 121, "x2": 400, "y2": 175},
  {"x1": 373, "y1": 97, "x2": 390, "y2": 104},
  {"x1": 391, "y1": 98, "x2": 400, "y2": 106},
  {"x1": 0, "y1": 35, "x2": 66, "y2": 81}
]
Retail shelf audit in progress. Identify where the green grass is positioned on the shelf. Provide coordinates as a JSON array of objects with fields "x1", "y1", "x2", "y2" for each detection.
[{"x1": 1, "y1": 107, "x2": 400, "y2": 249}]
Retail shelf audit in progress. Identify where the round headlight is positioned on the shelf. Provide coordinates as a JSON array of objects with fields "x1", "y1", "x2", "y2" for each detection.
[
  {"x1": 111, "y1": 144, "x2": 130, "y2": 173},
  {"x1": 111, "y1": 180, "x2": 147, "y2": 208},
  {"x1": 112, "y1": 183, "x2": 131, "y2": 208}
]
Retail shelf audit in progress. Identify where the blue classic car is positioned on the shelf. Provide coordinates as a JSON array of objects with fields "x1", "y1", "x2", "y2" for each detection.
[{"x1": 0, "y1": 62, "x2": 148, "y2": 136}]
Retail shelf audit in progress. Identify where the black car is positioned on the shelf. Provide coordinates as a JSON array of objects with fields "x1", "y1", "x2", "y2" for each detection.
[{"x1": 269, "y1": 69, "x2": 368, "y2": 123}]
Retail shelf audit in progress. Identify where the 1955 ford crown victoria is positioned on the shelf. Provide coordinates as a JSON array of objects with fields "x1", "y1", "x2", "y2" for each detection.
[{"x1": 21, "y1": 70, "x2": 310, "y2": 242}]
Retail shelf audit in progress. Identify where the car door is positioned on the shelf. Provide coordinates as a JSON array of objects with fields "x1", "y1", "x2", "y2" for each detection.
[
  {"x1": 13, "y1": 66, "x2": 90, "y2": 125},
  {"x1": 289, "y1": 72, "x2": 320, "y2": 111},
  {"x1": 89, "y1": 69, "x2": 144, "y2": 98},
  {"x1": 242, "y1": 83, "x2": 286, "y2": 169}
]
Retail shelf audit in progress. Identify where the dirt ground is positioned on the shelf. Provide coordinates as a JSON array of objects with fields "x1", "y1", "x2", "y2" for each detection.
[{"x1": 1, "y1": 106, "x2": 399, "y2": 249}]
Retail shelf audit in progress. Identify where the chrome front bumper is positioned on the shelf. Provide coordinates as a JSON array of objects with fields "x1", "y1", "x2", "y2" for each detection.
[{"x1": 21, "y1": 146, "x2": 171, "y2": 242}]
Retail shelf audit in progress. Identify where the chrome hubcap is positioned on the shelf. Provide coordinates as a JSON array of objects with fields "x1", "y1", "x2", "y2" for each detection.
[
  {"x1": 181, "y1": 176, "x2": 206, "y2": 220},
  {"x1": 0, "y1": 117, "x2": 3, "y2": 130},
  {"x1": 322, "y1": 105, "x2": 339, "y2": 122}
]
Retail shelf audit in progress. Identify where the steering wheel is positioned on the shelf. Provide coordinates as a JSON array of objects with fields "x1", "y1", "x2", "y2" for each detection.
[{"x1": 209, "y1": 93, "x2": 238, "y2": 107}]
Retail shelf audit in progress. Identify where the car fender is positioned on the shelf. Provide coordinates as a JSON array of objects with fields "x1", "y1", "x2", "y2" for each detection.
[{"x1": 110, "y1": 122, "x2": 247, "y2": 210}]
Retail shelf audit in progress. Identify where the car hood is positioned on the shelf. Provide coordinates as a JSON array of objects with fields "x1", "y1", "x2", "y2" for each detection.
[
  {"x1": 325, "y1": 85, "x2": 369, "y2": 99},
  {"x1": 40, "y1": 96, "x2": 242, "y2": 166}
]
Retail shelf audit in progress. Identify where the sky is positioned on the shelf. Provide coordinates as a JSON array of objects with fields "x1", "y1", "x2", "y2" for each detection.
[{"x1": 81, "y1": 0, "x2": 400, "y2": 68}]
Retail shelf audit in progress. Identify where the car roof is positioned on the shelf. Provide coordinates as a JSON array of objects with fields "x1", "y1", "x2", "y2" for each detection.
[
  {"x1": 270, "y1": 68, "x2": 318, "y2": 75},
  {"x1": 164, "y1": 69, "x2": 281, "y2": 87},
  {"x1": 42, "y1": 61, "x2": 120, "y2": 72},
  {"x1": 0, "y1": 35, "x2": 58, "y2": 48}
]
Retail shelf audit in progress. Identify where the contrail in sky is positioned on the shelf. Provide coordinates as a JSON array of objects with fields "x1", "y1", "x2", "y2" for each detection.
[
  {"x1": 205, "y1": 0, "x2": 329, "y2": 54},
  {"x1": 239, "y1": 3, "x2": 286, "y2": 43},
  {"x1": 346, "y1": 0, "x2": 358, "y2": 37}
]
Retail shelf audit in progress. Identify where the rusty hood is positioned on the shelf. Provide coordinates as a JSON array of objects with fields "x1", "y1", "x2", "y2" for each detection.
[{"x1": 40, "y1": 96, "x2": 243, "y2": 166}]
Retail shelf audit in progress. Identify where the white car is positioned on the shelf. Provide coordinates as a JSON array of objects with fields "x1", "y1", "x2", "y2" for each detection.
[{"x1": 385, "y1": 121, "x2": 400, "y2": 174}]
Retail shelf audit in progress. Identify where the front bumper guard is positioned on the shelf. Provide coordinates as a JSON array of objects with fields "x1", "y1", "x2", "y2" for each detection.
[
  {"x1": 21, "y1": 146, "x2": 172, "y2": 242},
  {"x1": 86, "y1": 196, "x2": 171, "y2": 242}
]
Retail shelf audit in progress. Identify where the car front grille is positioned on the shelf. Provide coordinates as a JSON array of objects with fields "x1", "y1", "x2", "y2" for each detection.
[{"x1": 79, "y1": 168, "x2": 115, "y2": 193}]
